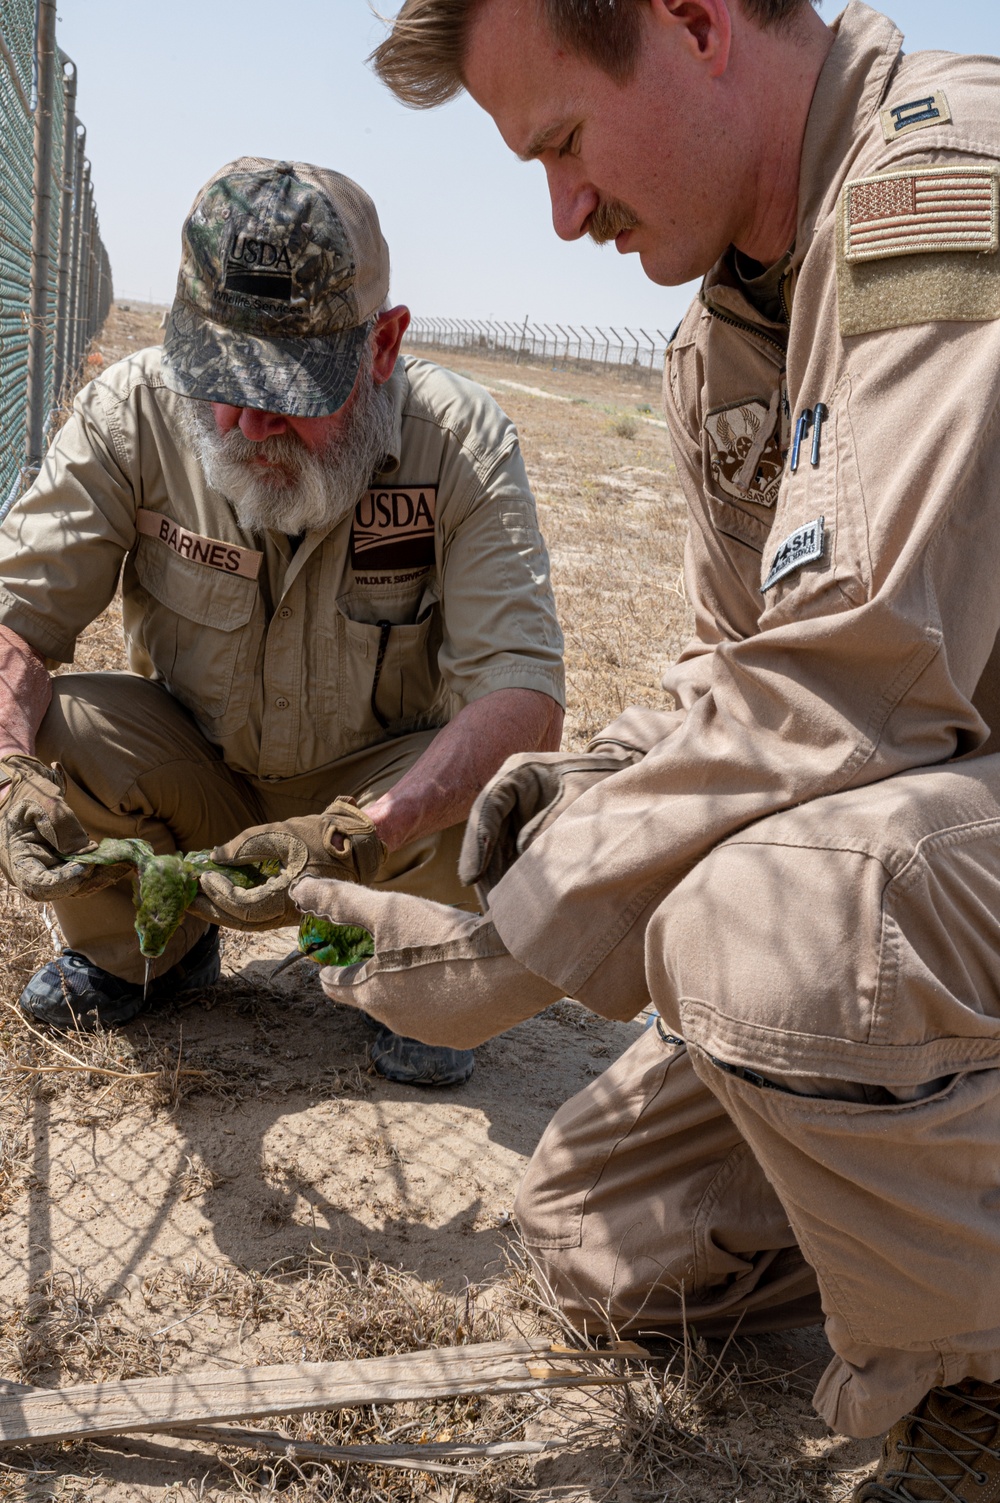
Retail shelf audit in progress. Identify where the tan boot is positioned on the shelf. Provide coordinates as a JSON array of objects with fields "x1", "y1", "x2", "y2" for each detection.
[{"x1": 855, "y1": 1380, "x2": 1000, "y2": 1501}]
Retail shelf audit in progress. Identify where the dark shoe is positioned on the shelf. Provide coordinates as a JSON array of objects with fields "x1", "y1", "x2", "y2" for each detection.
[
  {"x1": 19, "y1": 927, "x2": 221, "y2": 1031},
  {"x1": 854, "y1": 1378, "x2": 1000, "y2": 1500},
  {"x1": 368, "y1": 1023, "x2": 475, "y2": 1087}
]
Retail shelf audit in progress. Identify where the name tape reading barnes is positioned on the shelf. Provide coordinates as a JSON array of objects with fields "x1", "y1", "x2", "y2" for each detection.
[
  {"x1": 351, "y1": 486, "x2": 437, "y2": 572},
  {"x1": 136, "y1": 510, "x2": 263, "y2": 579}
]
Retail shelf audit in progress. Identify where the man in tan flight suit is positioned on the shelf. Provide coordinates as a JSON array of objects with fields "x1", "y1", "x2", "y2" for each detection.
[
  {"x1": 289, "y1": 0, "x2": 1000, "y2": 1491},
  {"x1": 0, "y1": 157, "x2": 564, "y2": 1087}
]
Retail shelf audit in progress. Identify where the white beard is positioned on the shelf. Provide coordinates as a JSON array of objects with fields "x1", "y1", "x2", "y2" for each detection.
[{"x1": 178, "y1": 349, "x2": 395, "y2": 537}]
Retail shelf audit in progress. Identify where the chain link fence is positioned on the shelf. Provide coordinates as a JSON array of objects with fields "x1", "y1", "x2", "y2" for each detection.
[
  {"x1": 1, "y1": 0, "x2": 112, "y2": 519},
  {"x1": 406, "y1": 317, "x2": 674, "y2": 385}
]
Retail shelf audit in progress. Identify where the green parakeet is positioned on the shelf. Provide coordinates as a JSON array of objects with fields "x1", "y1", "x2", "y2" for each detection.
[
  {"x1": 271, "y1": 914, "x2": 375, "y2": 978},
  {"x1": 70, "y1": 839, "x2": 275, "y2": 995},
  {"x1": 64, "y1": 839, "x2": 367, "y2": 995}
]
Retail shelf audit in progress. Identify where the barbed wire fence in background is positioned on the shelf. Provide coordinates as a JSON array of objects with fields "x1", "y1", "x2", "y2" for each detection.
[
  {"x1": 406, "y1": 317, "x2": 674, "y2": 386},
  {"x1": 0, "y1": 0, "x2": 112, "y2": 521}
]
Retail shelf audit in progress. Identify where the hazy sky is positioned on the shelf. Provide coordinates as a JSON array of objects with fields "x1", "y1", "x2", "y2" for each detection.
[{"x1": 55, "y1": 1, "x2": 1000, "y2": 334}]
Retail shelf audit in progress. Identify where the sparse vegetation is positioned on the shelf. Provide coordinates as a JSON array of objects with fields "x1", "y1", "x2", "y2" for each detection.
[{"x1": 0, "y1": 309, "x2": 876, "y2": 1500}]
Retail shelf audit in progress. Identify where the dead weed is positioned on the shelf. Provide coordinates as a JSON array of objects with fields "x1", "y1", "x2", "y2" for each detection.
[{"x1": 0, "y1": 317, "x2": 854, "y2": 1501}]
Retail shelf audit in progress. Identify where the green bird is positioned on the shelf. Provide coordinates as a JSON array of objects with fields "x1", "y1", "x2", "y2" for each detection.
[
  {"x1": 70, "y1": 838, "x2": 272, "y2": 996},
  {"x1": 271, "y1": 915, "x2": 375, "y2": 979}
]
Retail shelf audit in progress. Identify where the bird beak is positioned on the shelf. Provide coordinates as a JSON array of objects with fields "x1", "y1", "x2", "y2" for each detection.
[{"x1": 271, "y1": 949, "x2": 307, "y2": 979}]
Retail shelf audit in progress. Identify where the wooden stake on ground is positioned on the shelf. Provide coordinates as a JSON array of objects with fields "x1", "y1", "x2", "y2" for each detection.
[{"x1": 0, "y1": 1339, "x2": 643, "y2": 1448}]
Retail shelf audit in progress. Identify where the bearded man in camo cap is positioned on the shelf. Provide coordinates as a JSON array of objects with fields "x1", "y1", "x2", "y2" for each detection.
[{"x1": 0, "y1": 157, "x2": 565, "y2": 1087}]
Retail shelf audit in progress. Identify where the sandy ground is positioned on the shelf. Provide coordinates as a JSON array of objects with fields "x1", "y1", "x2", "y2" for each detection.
[{"x1": 0, "y1": 309, "x2": 883, "y2": 1502}]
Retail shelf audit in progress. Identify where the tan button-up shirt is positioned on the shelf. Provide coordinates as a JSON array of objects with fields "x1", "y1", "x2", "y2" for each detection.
[
  {"x1": 489, "y1": 1, "x2": 1000, "y2": 1012},
  {"x1": 0, "y1": 349, "x2": 564, "y2": 779}
]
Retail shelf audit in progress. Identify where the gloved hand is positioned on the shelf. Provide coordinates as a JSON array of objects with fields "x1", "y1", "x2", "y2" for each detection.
[
  {"x1": 0, "y1": 754, "x2": 127, "y2": 901},
  {"x1": 191, "y1": 797, "x2": 388, "y2": 931},
  {"x1": 458, "y1": 748, "x2": 640, "y2": 899},
  {"x1": 290, "y1": 876, "x2": 563, "y2": 1048}
]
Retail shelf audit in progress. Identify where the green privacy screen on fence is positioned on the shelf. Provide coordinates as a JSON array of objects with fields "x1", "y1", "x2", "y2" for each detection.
[{"x1": 0, "y1": 0, "x2": 112, "y2": 517}]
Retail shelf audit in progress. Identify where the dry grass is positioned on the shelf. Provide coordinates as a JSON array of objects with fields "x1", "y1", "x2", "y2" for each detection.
[
  {"x1": 433, "y1": 348, "x2": 692, "y2": 750},
  {"x1": 607, "y1": 415, "x2": 639, "y2": 441},
  {"x1": 0, "y1": 312, "x2": 861, "y2": 1502},
  {"x1": 0, "y1": 1237, "x2": 841, "y2": 1503},
  {"x1": 0, "y1": 1247, "x2": 553, "y2": 1500}
]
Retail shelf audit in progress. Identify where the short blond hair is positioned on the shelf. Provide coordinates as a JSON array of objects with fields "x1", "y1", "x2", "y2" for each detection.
[{"x1": 371, "y1": 0, "x2": 818, "y2": 108}]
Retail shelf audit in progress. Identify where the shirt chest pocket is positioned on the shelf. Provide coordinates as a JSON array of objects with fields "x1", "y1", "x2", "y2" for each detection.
[
  {"x1": 131, "y1": 537, "x2": 261, "y2": 737},
  {"x1": 334, "y1": 595, "x2": 446, "y2": 744}
]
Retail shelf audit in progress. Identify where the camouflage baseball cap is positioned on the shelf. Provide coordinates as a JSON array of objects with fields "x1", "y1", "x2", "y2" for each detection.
[{"x1": 161, "y1": 157, "x2": 391, "y2": 418}]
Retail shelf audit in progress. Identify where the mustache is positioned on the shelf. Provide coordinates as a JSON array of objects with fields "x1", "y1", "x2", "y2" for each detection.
[
  {"x1": 212, "y1": 428, "x2": 310, "y2": 479},
  {"x1": 587, "y1": 197, "x2": 640, "y2": 245}
]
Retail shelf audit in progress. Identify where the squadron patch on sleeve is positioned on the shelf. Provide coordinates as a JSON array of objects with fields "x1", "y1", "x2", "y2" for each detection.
[
  {"x1": 837, "y1": 167, "x2": 1000, "y2": 336},
  {"x1": 762, "y1": 517, "x2": 825, "y2": 593}
]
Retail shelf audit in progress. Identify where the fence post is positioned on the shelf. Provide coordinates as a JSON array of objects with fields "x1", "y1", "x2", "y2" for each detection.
[
  {"x1": 25, "y1": 0, "x2": 58, "y2": 468},
  {"x1": 78, "y1": 163, "x2": 92, "y2": 352},
  {"x1": 76, "y1": 169, "x2": 89, "y2": 357},
  {"x1": 86, "y1": 202, "x2": 100, "y2": 346},
  {"x1": 68, "y1": 124, "x2": 85, "y2": 375},
  {"x1": 52, "y1": 55, "x2": 77, "y2": 403},
  {"x1": 514, "y1": 313, "x2": 529, "y2": 365}
]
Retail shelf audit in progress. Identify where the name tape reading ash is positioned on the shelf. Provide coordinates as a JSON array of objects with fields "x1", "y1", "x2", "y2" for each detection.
[{"x1": 762, "y1": 403, "x2": 828, "y2": 592}]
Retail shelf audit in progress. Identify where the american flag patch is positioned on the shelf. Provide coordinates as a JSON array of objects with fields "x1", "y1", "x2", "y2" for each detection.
[{"x1": 843, "y1": 166, "x2": 999, "y2": 265}]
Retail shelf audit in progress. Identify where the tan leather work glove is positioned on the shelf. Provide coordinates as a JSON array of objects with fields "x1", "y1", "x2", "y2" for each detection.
[
  {"x1": 191, "y1": 797, "x2": 388, "y2": 931},
  {"x1": 0, "y1": 754, "x2": 128, "y2": 901},
  {"x1": 290, "y1": 876, "x2": 563, "y2": 1048},
  {"x1": 458, "y1": 748, "x2": 640, "y2": 900}
]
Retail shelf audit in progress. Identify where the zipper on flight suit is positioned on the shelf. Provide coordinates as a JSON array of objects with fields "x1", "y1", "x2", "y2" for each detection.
[
  {"x1": 701, "y1": 300, "x2": 788, "y2": 358},
  {"x1": 699, "y1": 260, "x2": 791, "y2": 357}
]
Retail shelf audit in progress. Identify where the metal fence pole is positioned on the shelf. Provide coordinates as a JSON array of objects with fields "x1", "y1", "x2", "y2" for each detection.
[
  {"x1": 24, "y1": 0, "x2": 57, "y2": 468},
  {"x1": 52, "y1": 54, "x2": 75, "y2": 401},
  {"x1": 86, "y1": 201, "x2": 99, "y2": 345},
  {"x1": 0, "y1": 4, "x2": 111, "y2": 521},
  {"x1": 77, "y1": 162, "x2": 92, "y2": 354},
  {"x1": 67, "y1": 123, "x2": 85, "y2": 375},
  {"x1": 403, "y1": 315, "x2": 668, "y2": 383},
  {"x1": 514, "y1": 313, "x2": 529, "y2": 365}
]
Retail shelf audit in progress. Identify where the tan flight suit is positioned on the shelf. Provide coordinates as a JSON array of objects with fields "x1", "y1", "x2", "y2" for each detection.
[
  {"x1": 0, "y1": 348, "x2": 564, "y2": 981},
  {"x1": 487, "y1": 1, "x2": 1000, "y2": 1438}
]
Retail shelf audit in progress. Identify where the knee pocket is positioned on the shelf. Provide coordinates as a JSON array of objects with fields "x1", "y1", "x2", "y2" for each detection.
[{"x1": 649, "y1": 839, "x2": 886, "y2": 1061}]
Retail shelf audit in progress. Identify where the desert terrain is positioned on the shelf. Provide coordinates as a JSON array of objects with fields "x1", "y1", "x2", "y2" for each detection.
[{"x1": 0, "y1": 303, "x2": 879, "y2": 1501}]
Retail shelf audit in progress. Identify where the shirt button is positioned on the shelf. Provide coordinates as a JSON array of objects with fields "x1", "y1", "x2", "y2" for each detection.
[
  {"x1": 275, "y1": 696, "x2": 289, "y2": 710},
  {"x1": 278, "y1": 607, "x2": 292, "y2": 619}
]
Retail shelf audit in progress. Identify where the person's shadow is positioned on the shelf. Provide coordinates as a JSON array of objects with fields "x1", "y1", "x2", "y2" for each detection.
[{"x1": 29, "y1": 941, "x2": 643, "y2": 1309}]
